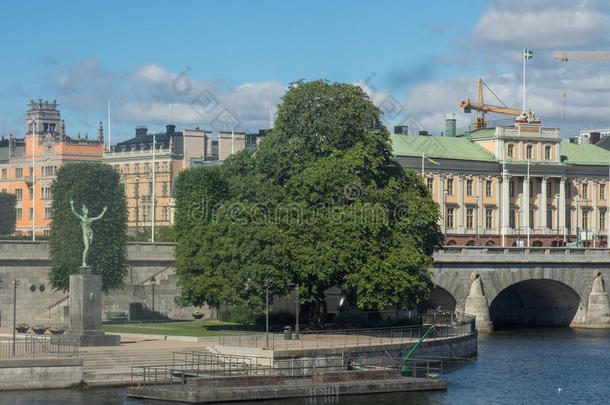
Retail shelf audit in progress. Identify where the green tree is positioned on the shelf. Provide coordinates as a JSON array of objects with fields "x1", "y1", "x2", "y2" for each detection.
[
  {"x1": 0, "y1": 192, "x2": 17, "y2": 235},
  {"x1": 48, "y1": 163, "x2": 128, "y2": 292},
  {"x1": 175, "y1": 80, "x2": 442, "y2": 325}
]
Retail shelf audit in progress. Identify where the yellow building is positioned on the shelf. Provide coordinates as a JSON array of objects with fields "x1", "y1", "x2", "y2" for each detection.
[{"x1": 392, "y1": 112, "x2": 610, "y2": 247}]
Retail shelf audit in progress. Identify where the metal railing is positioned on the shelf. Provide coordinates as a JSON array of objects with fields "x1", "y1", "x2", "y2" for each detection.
[
  {"x1": 0, "y1": 335, "x2": 79, "y2": 358},
  {"x1": 216, "y1": 313, "x2": 475, "y2": 350},
  {"x1": 132, "y1": 352, "x2": 450, "y2": 386}
]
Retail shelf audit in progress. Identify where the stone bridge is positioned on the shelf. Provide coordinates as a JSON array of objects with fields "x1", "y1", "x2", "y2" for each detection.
[
  {"x1": 430, "y1": 247, "x2": 610, "y2": 331},
  {"x1": 2, "y1": 241, "x2": 609, "y2": 331}
]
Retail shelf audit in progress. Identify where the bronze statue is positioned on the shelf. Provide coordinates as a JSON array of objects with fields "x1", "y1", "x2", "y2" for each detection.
[{"x1": 70, "y1": 200, "x2": 107, "y2": 268}]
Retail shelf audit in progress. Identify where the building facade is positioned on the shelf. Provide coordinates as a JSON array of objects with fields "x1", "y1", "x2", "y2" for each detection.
[
  {"x1": 0, "y1": 100, "x2": 104, "y2": 235},
  {"x1": 392, "y1": 114, "x2": 610, "y2": 247},
  {"x1": 102, "y1": 125, "x2": 215, "y2": 231}
]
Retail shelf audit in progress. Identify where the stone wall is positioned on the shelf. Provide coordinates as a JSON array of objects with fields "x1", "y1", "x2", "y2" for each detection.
[
  {"x1": 0, "y1": 241, "x2": 212, "y2": 326},
  {"x1": 0, "y1": 358, "x2": 83, "y2": 390}
]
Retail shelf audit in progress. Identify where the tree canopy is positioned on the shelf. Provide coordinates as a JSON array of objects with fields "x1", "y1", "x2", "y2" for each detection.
[
  {"x1": 48, "y1": 163, "x2": 128, "y2": 292},
  {"x1": 0, "y1": 191, "x2": 17, "y2": 235},
  {"x1": 175, "y1": 79, "x2": 442, "y2": 324}
]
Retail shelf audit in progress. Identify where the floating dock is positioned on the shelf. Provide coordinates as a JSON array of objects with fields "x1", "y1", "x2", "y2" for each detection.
[{"x1": 126, "y1": 370, "x2": 447, "y2": 403}]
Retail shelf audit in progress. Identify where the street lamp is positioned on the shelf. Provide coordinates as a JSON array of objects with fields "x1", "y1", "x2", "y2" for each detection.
[
  {"x1": 556, "y1": 194, "x2": 560, "y2": 247},
  {"x1": 1, "y1": 278, "x2": 20, "y2": 357},
  {"x1": 294, "y1": 284, "x2": 300, "y2": 340}
]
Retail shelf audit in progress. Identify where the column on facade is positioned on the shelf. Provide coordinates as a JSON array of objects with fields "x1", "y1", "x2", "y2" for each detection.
[
  {"x1": 522, "y1": 176, "x2": 530, "y2": 233},
  {"x1": 541, "y1": 176, "x2": 548, "y2": 230},
  {"x1": 438, "y1": 174, "x2": 445, "y2": 233},
  {"x1": 496, "y1": 175, "x2": 502, "y2": 234},
  {"x1": 593, "y1": 181, "x2": 598, "y2": 242},
  {"x1": 477, "y1": 176, "x2": 483, "y2": 235},
  {"x1": 559, "y1": 176, "x2": 566, "y2": 239},
  {"x1": 458, "y1": 175, "x2": 464, "y2": 233},
  {"x1": 501, "y1": 170, "x2": 510, "y2": 241}
]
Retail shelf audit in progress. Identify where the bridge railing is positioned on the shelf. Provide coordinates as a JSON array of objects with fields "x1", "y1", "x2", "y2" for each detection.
[{"x1": 437, "y1": 246, "x2": 609, "y2": 256}]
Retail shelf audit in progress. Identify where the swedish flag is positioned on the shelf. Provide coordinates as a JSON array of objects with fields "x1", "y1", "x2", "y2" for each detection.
[{"x1": 524, "y1": 49, "x2": 533, "y2": 60}]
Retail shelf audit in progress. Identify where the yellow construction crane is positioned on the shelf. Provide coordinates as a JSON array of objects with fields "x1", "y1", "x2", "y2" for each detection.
[
  {"x1": 553, "y1": 51, "x2": 610, "y2": 119},
  {"x1": 460, "y1": 78, "x2": 522, "y2": 129}
]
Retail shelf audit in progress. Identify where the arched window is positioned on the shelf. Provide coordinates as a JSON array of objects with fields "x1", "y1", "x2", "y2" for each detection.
[
  {"x1": 526, "y1": 144, "x2": 533, "y2": 160},
  {"x1": 507, "y1": 144, "x2": 514, "y2": 158},
  {"x1": 544, "y1": 145, "x2": 551, "y2": 160}
]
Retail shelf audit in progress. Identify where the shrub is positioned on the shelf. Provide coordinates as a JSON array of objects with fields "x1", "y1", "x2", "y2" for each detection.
[{"x1": 218, "y1": 304, "x2": 259, "y2": 325}]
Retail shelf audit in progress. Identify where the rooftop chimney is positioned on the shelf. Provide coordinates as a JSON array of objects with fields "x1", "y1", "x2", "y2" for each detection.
[
  {"x1": 166, "y1": 124, "x2": 176, "y2": 134},
  {"x1": 135, "y1": 126, "x2": 148, "y2": 138}
]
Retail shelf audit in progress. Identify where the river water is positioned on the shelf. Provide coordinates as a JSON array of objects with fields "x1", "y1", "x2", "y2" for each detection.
[{"x1": 2, "y1": 328, "x2": 609, "y2": 405}]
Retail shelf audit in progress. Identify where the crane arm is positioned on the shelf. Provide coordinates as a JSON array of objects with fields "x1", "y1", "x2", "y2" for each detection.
[
  {"x1": 460, "y1": 99, "x2": 521, "y2": 116},
  {"x1": 554, "y1": 51, "x2": 610, "y2": 61}
]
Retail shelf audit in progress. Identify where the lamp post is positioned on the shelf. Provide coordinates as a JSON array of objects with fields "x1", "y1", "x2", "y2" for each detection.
[
  {"x1": 294, "y1": 284, "x2": 300, "y2": 340},
  {"x1": 556, "y1": 194, "x2": 560, "y2": 247},
  {"x1": 12, "y1": 279, "x2": 19, "y2": 357},
  {"x1": 443, "y1": 190, "x2": 449, "y2": 244},
  {"x1": 151, "y1": 275, "x2": 156, "y2": 315},
  {"x1": 265, "y1": 279, "x2": 269, "y2": 348},
  {"x1": 576, "y1": 187, "x2": 580, "y2": 247}
]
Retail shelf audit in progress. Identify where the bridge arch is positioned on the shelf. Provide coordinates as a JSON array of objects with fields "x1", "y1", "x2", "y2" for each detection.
[
  {"x1": 489, "y1": 279, "x2": 582, "y2": 329},
  {"x1": 424, "y1": 285, "x2": 457, "y2": 312}
]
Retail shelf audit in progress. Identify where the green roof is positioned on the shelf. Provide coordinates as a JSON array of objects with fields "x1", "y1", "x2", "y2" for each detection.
[
  {"x1": 390, "y1": 134, "x2": 496, "y2": 162},
  {"x1": 560, "y1": 142, "x2": 610, "y2": 165},
  {"x1": 466, "y1": 128, "x2": 496, "y2": 140}
]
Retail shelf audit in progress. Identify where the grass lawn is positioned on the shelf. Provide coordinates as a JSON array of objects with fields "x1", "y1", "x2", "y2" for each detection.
[{"x1": 102, "y1": 320, "x2": 262, "y2": 337}]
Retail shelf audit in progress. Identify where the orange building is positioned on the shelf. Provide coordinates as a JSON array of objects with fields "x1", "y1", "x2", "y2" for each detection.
[{"x1": 0, "y1": 100, "x2": 104, "y2": 236}]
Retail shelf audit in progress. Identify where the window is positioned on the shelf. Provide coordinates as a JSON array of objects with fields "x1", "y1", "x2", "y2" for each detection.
[
  {"x1": 507, "y1": 144, "x2": 514, "y2": 158},
  {"x1": 163, "y1": 162, "x2": 168, "y2": 172},
  {"x1": 427, "y1": 177, "x2": 434, "y2": 192},
  {"x1": 1, "y1": 168, "x2": 6, "y2": 179},
  {"x1": 41, "y1": 187, "x2": 52, "y2": 200},
  {"x1": 529, "y1": 180, "x2": 534, "y2": 197},
  {"x1": 29, "y1": 207, "x2": 33, "y2": 220},
  {"x1": 145, "y1": 163, "x2": 149, "y2": 173},
  {"x1": 582, "y1": 182, "x2": 588, "y2": 199},
  {"x1": 16, "y1": 208, "x2": 22, "y2": 220},
  {"x1": 582, "y1": 210, "x2": 589, "y2": 230},
  {"x1": 28, "y1": 186, "x2": 33, "y2": 200},
  {"x1": 466, "y1": 179, "x2": 473, "y2": 196},
  {"x1": 567, "y1": 183, "x2": 572, "y2": 199},
  {"x1": 566, "y1": 208, "x2": 572, "y2": 230},
  {"x1": 485, "y1": 208, "x2": 493, "y2": 229},
  {"x1": 135, "y1": 163, "x2": 139, "y2": 173},
  {"x1": 485, "y1": 180, "x2": 492, "y2": 197},
  {"x1": 547, "y1": 207, "x2": 553, "y2": 228},
  {"x1": 529, "y1": 209, "x2": 535, "y2": 230},
  {"x1": 526, "y1": 144, "x2": 533, "y2": 160},
  {"x1": 545, "y1": 145, "x2": 551, "y2": 160},
  {"x1": 155, "y1": 162, "x2": 159, "y2": 172},
  {"x1": 466, "y1": 208, "x2": 474, "y2": 228},
  {"x1": 446, "y1": 178, "x2": 454, "y2": 195},
  {"x1": 15, "y1": 188, "x2": 22, "y2": 201},
  {"x1": 162, "y1": 206, "x2": 168, "y2": 221},
  {"x1": 125, "y1": 164, "x2": 130, "y2": 174},
  {"x1": 446, "y1": 208, "x2": 454, "y2": 228},
  {"x1": 148, "y1": 181, "x2": 153, "y2": 196},
  {"x1": 601, "y1": 183, "x2": 607, "y2": 200},
  {"x1": 600, "y1": 210, "x2": 606, "y2": 229},
  {"x1": 162, "y1": 181, "x2": 168, "y2": 196},
  {"x1": 15, "y1": 168, "x2": 23, "y2": 178},
  {"x1": 509, "y1": 181, "x2": 515, "y2": 197},
  {"x1": 44, "y1": 206, "x2": 52, "y2": 219},
  {"x1": 547, "y1": 179, "x2": 552, "y2": 197},
  {"x1": 509, "y1": 209, "x2": 516, "y2": 229}
]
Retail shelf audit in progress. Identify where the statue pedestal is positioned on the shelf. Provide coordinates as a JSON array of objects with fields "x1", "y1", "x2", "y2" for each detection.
[{"x1": 52, "y1": 267, "x2": 120, "y2": 346}]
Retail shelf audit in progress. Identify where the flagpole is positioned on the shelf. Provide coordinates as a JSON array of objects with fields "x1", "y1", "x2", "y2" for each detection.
[
  {"x1": 502, "y1": 160, "x2": 506, "y2": 247},
  {"x1": 527, "y1": 159, "x2": 530, "y2": 247},
  {"x1": 32, "y1": 122, "x2": 36, "y2": 241},
  {"x1": 421, "y1": 153, "x2": 425, "y2": 177},
  {"x1": 523, "y1": 50, "x2": 526, "y2": 111},
  {"x1": 151, "y1": 134, "x2": 156, "y2": 243}
]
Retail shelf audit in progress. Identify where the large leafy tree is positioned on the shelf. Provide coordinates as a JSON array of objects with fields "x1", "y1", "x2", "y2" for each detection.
[
  {"x1": 0, "y1": 191, "x2": 17, "y2": 235},
  {"x1": 48, "y1": 163, "x2": 128, "y2": 292},
  {"x1": 175, "y1": 80, "x2": 442, "y2": 325}
]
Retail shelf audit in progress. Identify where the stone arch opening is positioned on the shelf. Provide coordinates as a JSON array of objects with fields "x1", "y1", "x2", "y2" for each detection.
[
  {"x1": 424, "y1": 286, "x2": 457, "y2": 312},
  {"x1": 489, "y1": 279, "x2": 580, "y2": 329},
  {"x1": 532, "y1": 240, "x2": 543, "y2": 247},
  {"x1": 466, "y1": 240, "x2": 476, "y2": 246},
  {"x1": 446, "y1": 240, "x2": 457, "y2": 246}
]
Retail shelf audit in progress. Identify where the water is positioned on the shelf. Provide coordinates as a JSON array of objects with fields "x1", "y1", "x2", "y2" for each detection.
[{"x1": 2, "y1": 328, "x2": 610, "y2": 405}]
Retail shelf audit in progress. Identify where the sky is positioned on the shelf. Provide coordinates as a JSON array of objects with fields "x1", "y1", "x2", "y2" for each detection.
[{"x1": 1, "y1": 0, "x2": 610, "y2": 142}]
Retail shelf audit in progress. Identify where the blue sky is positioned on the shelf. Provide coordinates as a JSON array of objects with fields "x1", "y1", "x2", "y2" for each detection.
[{"x1": 1, "y1": 0, "x2": 609, "y2": 142}]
